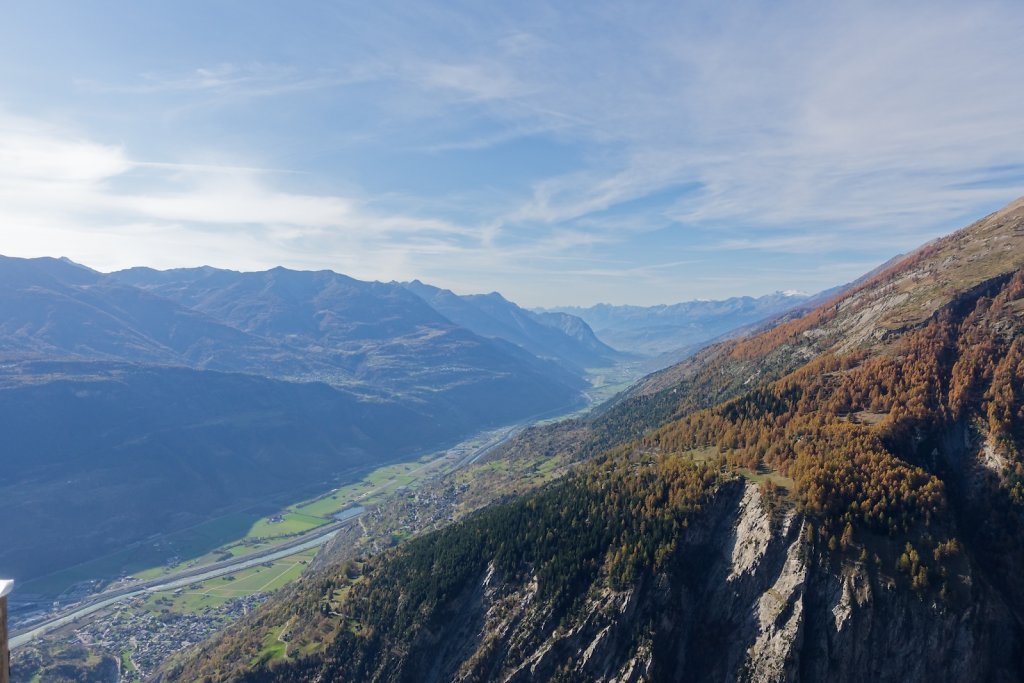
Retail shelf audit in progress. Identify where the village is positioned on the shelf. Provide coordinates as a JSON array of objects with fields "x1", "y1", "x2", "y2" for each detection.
[{"x1": 76, "y1": 593, "x2": 268, "y2": 681}]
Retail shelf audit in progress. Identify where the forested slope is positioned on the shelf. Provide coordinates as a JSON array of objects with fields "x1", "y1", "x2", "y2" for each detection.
[{"x1": 161, "y1": 198, "x2": 1024, "y2": 683}]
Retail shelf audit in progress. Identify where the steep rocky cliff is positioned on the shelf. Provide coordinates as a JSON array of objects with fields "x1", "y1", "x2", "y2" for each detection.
[
  {"x1": 167, "y1": 475, "x2": 1021, "y2": 682},
  {"x1": 161, "y1": 198, "x2": 1024, "y2": 682},
  {"x1": 483, "y1": 479, "x2": 1016, "y2": 683}
]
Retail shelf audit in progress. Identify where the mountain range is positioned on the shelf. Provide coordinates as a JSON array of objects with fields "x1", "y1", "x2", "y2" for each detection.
[
  {"x1": 0, "y1": 259, "x2": 611, "y2": 591},
  {"x1": 401, "y1": 280, "x2": 624, "y2": 370},
  {"x1": 543, "y1": 290, "x2": 818, "y2": 357},
  {"x1": 164, "y1": 198, "x2": 1024, "y2": 682}
]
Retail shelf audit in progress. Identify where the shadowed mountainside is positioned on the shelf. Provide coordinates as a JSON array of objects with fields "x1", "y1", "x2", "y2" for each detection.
[
  {"x1": 163, "y1": 197, "x2": 1024, "y2": 683},
  {"x1": 401, "y1": 280, "x2": 624, "y2": 370},
  {"x1": 0, "y1": 261, "x2": 589, "y2": 594}
]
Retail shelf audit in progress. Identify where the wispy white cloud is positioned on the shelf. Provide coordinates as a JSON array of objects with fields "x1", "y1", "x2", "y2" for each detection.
[
  {"x1": 411, "y1": 62, "x2": 528, "y2": 102},
  {"x1": 2, "y1": 0, "x2": 1023, "y2": 305},
  {"x1": 76, "y1": 62, "x2": 377, "y2": 98},
  {"x1": 0, "y1": 115, "x2": 131, "y2": 183},
  {"x1": 394, "y1": 1, "x2": 1024, "y2": 248},
  {"x1": 0, "y1": 111, "x2": 486, "y2": 279}
]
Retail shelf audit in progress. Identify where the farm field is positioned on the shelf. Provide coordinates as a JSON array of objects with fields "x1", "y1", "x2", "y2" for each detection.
[
  {"x1": 128, "y1": 427, "x2": 509, "y2": 583},
  {"x1": 142, "y1": 548, "x2": 318, "y2": 615},
  {"x1": 20, "y1": 512, "x2": 260, "y2": 596},
  {"x1": 15, "y1": 420, "x2": 530, "y2": 619}
]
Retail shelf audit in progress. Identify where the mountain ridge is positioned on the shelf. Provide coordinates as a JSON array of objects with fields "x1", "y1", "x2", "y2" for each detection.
[
  {"x1": 0, "y1": 260, "x2": 592, "y2": 598},
  {"x1": 401, "y1": 279, "x2": 624, "y2": 370},
  {"x1": 161, "y1": 197, "x2": 1024, "y2": 682},
  {"x1": 543, "y1": 290, "x2": 814, "y2": 357}
]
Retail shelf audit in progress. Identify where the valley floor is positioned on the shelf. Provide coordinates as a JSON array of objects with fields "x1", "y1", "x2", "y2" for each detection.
[{"x1": 9, "y1": 367, "x2": 641, "y2": 683}]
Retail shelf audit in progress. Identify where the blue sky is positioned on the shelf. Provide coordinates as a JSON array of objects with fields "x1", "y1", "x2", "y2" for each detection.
[{"x1": 1, "y1": 1, "x2": 1022, "y2": 306}]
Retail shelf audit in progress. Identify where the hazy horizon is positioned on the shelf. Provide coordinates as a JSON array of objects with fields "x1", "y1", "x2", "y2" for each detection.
[
  {"x1": 2, "y1": 1, "x2": 1022, "y2": 306},
  {"x1": 10, "y1": 251, "x2": 821, "y2": 309}
]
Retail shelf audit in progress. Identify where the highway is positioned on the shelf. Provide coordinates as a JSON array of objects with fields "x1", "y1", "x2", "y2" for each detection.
[
  {"x1": 462, "y1": 425, "x2": 523, "y2": 467},
  {"x1": 9, "y1": 521, "x2": 348, "y2": 649},
  {"x1": 8, "y1": 419, "x2": 526, "y2": 650}
]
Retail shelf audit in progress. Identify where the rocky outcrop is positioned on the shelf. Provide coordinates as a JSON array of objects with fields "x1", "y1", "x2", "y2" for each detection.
[{"x1": 385, "y1": 481, "x2": 1021, "y2": 683}]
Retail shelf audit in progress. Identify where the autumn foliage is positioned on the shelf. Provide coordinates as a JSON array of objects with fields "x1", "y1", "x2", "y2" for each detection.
[{"x1": 649, "y1": 270, "x2": 1024, "y2": 538}]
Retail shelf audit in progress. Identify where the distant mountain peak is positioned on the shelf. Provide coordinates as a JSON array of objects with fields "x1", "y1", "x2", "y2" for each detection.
[
  {"x1": 545, "y1": 290, "x2": 818, "y2": 357},
  {"x1": 401, "y1": 280, "x2": 623, "y2": 368},
  {"x1": 170, "y1": 196, "x2": 1024, "y2": 683},
  {"x1": 57, "y1": 256, "x2": 91, "y2": 269}
]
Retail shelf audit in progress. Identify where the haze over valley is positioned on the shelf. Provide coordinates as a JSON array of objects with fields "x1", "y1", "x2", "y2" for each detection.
[
  {"x1": 4, "y1": 254, "x2": 792, "y2": 607},
  {"x1": 2, "y1": 2, "x2": 1024, "y2": 682},
  {"x1": 0, "y1": 258, "x2": 595, "y2": 590}
]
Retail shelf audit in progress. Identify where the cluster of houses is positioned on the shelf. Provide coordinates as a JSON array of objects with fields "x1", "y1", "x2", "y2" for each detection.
[
  {"x1": 361, "y1": 480, "x2": 470, "y2": 555},
  {"x1": 75, "y1": 592, "x2": 268, "y2": 681}
]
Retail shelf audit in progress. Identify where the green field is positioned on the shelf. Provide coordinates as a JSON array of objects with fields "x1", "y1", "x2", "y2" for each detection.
[
  {"x1": 290, "y1": 459, "x2": 435, "y2": 516},
  {"x1": 121, "y1": 649, "x2": 137, "y2": 676},
  {"x1": 21, "y1": 511, "x2": 261, "y2": 595},
  {"x1": 31, "y1": 504, "x2": 326, "y2": 591},
  {"x1": 130, "y1": 441, "x2": 468, "y2": 582},
  {"x1": 255, "y1": 624, "x2": 291, "y2": 664},
  {"x1": 142, "y1": 548, "x2": 317, "y2": 614},
  {"x1": 293, "y1": 485, "x2": 363, "y2": 517},
  {"x1": 28, "y1": 421, "x2": 534, "y2": 601},
  {"x1": 676, "y1": 446, "x2": 796, "y2": 492},
  {"x1": 738, "y1": 466, "x2": 796, "y2": 492},
  {"x1": 22, "y1": 448, "x2": 454, "y2": 596},
  {"x1": 246, "y1": 512, "x2": 328, "y2": 538},
  {"x1": 134, "y1": 538, "x2": 283, "y2": 580}
]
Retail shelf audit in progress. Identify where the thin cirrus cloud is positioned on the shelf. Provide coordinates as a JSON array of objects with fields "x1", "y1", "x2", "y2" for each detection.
[
  {"x1": 0, "y1": 111, "x2": 481, "y2": 277},
  {"x1": 75, "y1": 62, "x2": 380, "y2": 99},
  {"x1": 0, "y1": 0, "x2": 1022, "y2": 305}
]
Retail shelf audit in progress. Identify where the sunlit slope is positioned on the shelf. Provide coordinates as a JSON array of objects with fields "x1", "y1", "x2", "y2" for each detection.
[{"x1": 164, "y1": 197, "x2": 1024, "y2": 683}]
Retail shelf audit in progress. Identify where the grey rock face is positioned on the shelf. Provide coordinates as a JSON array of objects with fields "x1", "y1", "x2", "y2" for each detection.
[{"x1": 396, "y1": 481, "x2": 1021, "y2": 683}]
